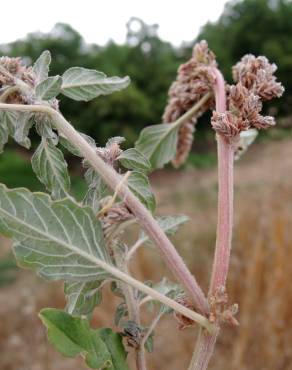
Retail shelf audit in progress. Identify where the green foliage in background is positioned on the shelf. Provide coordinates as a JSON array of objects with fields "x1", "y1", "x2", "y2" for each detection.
[
  {"x1": 0, "y1": 0, "x2": 291, "y2": 154},
  {"x1": 198, "y1": 0, "x2": 292, "y2": 115}
]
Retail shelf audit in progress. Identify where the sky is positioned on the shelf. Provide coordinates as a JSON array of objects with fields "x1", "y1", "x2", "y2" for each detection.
[{"x1": 0, "y1": 0, "x2": 228, "y2": 46}]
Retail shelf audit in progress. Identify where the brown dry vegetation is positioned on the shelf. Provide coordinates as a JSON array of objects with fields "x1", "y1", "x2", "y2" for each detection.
[{"x1": 0, "y1": 138, "x2": 292, "y2": 370}]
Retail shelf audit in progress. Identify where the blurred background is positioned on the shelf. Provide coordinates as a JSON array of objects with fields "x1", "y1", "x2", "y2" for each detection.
[{"x1": 0, "y1": 0, "x2": 292, "y2": 369}]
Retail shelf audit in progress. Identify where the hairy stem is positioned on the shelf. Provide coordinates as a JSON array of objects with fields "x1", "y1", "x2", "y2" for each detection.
[
  {"x1": 209, "y1": 68, "x2": 234, "y2": 293},
  {"x1": 0, "y1": 102, "x2": 212, "y2": 326},
  {"x1": 187, "y1": 327, "x2": 220, "y2": 370},
  {"x1": 126, "y1": 239, "x2": 145, "y2": 262},
  {"x1": 188, "y1": 68, "x2": 233, "y2": 370}
]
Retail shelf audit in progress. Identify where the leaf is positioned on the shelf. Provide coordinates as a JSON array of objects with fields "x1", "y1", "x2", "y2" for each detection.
[
  {"x1": 128, "y1": 171, "x2": 156, "y2": 213},
  {"x1": 106, "y1": 136, "x2": 125, "y2": 148},
  {"x1": 31, "y1": 138, "x2": 70, "y2": 199},
  {"x1": 98, "y1": 328, "x2": 130, "y2": 370},
  {"x1": 118, "y1": 148, "x2": 151, "y2": 173},
  {"x1": 0, "y1": 185, "x2": 111, "y2": 282},
  {"x1": 61, "y1": 67, "x2": 130, "y2": 102},
  {"x1": 114, "y1": 302, "x2": 128, "y2": 326},
  {"x1": 147, "y1": 278, "x2": 183, "y2": 314},
  {"x1": 12, "y1": 112, "x2": 33, "y2": 149},
  {"x1": 35, "y1": 116, "x2": 58, "y2": 144},
  {"x1": 33, "y1": 50, "x2": 51, "y2": 83},
  {"x1": 135, "y1": 123, "x2": 179, "y2": 169},
  {"x1": 0, "y1": 111, "x2": 33, "y2": 148},
  {"x1": 39, "y1": 309, "x2": 129, "y2": 369},
  {"x1": 59, "y1": 133, "x2": 96, "y2": 157},
  {"x1": 65, "y1": 280, "x2": 103, "y2": 316},
  {"x1": 144, "y1": 334, "x2": 154, "y2": 353},
  {"x1": 83, "y1": 168, "x2": 109, "y2": 212},
  {"x1": 35, "y1": 75, "x2": 62, "y2": 100},
  {"x1": 0, "y1": 111, "x2": 18, "y2": 136},
  {"x1": 0, "y1": 116, "x2": 9, "y2": 153},
  {"x1": 235, "y1": 128, "x2": 258, "y2": 160},
  {"x1": 139, "y1": 215, "x2": 189, "y2": 246}
]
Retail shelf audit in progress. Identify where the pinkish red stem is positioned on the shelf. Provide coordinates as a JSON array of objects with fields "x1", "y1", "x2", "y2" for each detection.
[
  {"x1": 188, "y1": 67, "x2": 234, "y2": 370},
  {"x1": 209, "y1": 67, "x2": 234, "y2": 293}
]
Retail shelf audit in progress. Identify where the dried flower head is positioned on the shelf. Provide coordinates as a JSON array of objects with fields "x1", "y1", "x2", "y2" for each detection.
[
  {"x1": 0, "y1": 56, "x2": 35, "y2": 88},
  {"x1": 0, "y1": 56, "x2": 36, "y2": 104},
  {"x1": 163, "y1": 40, "x2": 217, "y2": 167},
  {"x1": 100, "y1": 199, "x2": 133, "y2": 237},
  {"x1": 232, "y1": 55, "x2": 284, "y2": 100},
  {"x1": 208, "y1": 286, "x2": 239, "y2": 326},
  {"x1": 172, "y1": 122, "x2": 195, "y2": 168},
  {"x1": 96, "y1": 137, "x2": 124, "y2": 167},
  {"x1": 212, "y1": 55, "x2": 284, "y2": 142}
]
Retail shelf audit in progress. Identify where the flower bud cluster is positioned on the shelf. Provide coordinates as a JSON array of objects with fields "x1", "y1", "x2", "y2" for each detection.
[
  {"x1": 163, "y1": 40, "x2": 216, "y2": 167},
  {"x1": 212, "y1": 55, "x2": 284, "y2": 143}
]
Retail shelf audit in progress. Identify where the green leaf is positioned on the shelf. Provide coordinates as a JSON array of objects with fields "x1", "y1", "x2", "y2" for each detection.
[
  {"x1": 31, "y1": 138, "x2": 70, "y2": 199},
  {"x1": 61, "y1": 67, "x2": 130, "y2": 102},
  {"x1": 144, "y1": 334, "x2": 154, "y2": 353},
  {"x1": 0, "y1": 116, "x2": 9, "y2": 153},
  {"x1": 65, "y1": 280, "x2": 103, "y2": 316},
  {"x1": 35, "y1": 116, "x2": 58, "y2": 144},
  {"x1": 12, "y1": 112, "x2": 33, "y2": 149},
  {"x1": 118, "y1": 148, "x2": 151, "y2": 173},
  {"x1": 59, "y1": 133, "x2": 96, "y2": 157},
  {"x1": 83, "y1": 168, "x2": 109, "y2": 212},
  {"x1": 0, "y1": 111, "x2": 18, "y2": 136},
  {"x1": 128, "y1": 171, "x2": 156, "y2": 213},
  {"x1": 98, "y1": 328, "x2": 130, "y2": 370},
  {"x1": 135, "y1": 123, "x2": 179, "y2": 169},
  {"x1": 0, "y1": 185, "x2": 111, "y2": 282},
  {"x1": 33, "y1": 50, "x2": 51, "y2": 83},
  {"x1": 35, "y1": 75, "x2": 62, "y2": 100},
  {"x1": 147, "y1": 278, "x2": 183, "y2": 314},
  {"x1": 39, "y1": 308, "x2": 130, "y2": 369},
  {"x1": 114, "y1": 302, "x2": 128, "y2": 326},
  {"x1": 139, "y1": 215, "x2": 189, "y2": 246}
]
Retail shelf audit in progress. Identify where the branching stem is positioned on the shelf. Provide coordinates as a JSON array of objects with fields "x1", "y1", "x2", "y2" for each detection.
[
  {"x1": 0, "y1": 101, "x2": 213, "y2": 331},
  {"x1": 188, "y1": 67, "x2": 234, "y2": 370}
]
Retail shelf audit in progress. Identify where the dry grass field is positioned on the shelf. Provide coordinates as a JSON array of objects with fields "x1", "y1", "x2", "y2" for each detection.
[{"x1": 0, "y1": 138, "x2": 292, "y2": 370}]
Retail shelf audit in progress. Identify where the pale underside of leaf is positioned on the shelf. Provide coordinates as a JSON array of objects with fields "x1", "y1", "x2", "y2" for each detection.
[
  {"x1": 33, "y1": 50, "x2": 51, "y2": 83},
  {"x1": 139, "y1": 215, "x2": 189, "y2": 246},
  {"x1": 0, "y1": 185, "x2": 111, "y2": 282},
  {"x1": 61, "y1": 67, "x2": 130, "y2": 101},
  {"x1": 0, "y1": 117, "x2": 9, "y2": 153},
  {"x1": 64, "y1": 280, "x2": 103, "y2": 316},
  {"x1": 128, "y1": 171, "x2": 156, "y2": 213},
  {"x1": 31, "y1": 138, "x2": 70, "y2": 199},
  {"x1": 35, "y1": 75, "x2": 62, "y2": 100},
  {"x1": 10, "y1": 112, "x2": 33, "y2": 149}
]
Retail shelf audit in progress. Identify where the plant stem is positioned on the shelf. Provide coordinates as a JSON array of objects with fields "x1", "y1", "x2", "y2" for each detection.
[
  {"x1": 173, "y1": 92, "x2": 212, "y2": 129},
  {"x1": 114, "y1": 247, "x2": 147, "y2": 370},
  {"x1": 209, "y1": 135, "x2": 234, "y2": 292},
  {"x1": 187, "y1": 327, "x2": 219, "y2": 370},
  {"x1": 188, "y1": 67, "x2": 234, "y2": 370},
  {"x1": 126, "y1": 239, "x2": 145, "y2": 262},
  {"x1": 209, "y1": 68, "x2": 234, "y2": 294},
  {"x1": 141, "y1": 311, "x2": 164, "y2": 348},
  {"x1": 0, "y1": 102, "x2": 212, "y2": 326},
  {"x1": 0, "y1": 101, "x2": 209, "y2": 315}
]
